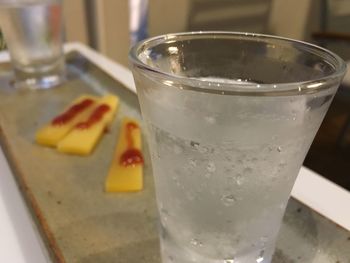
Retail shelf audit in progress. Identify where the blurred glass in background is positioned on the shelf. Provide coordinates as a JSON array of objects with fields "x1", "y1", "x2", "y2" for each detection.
[{"x1": 0, "y1": 0, "x2": 65, "y2": 89}]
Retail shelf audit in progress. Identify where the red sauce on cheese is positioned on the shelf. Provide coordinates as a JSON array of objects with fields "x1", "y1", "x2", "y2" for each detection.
[
  {"x1": 52, "y1": 99, "x2": 94, "y2": 125},
  {"x1": 75, "y1": 104, "x2": 110, "y2": 129},
  {"x1": 120, "y1": 122, "x2": 144, "y2": 167}
]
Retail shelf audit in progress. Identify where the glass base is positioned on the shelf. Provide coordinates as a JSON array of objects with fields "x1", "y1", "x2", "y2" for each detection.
[
  {"x1": 12, "y1": 58, "x2": 66, "y2": 90},
  {"x1": 12, "y1": 72, "x2": 66, "y2": 90},
  {"x1": 159, "y1": 226, "x2": 274, "y2": 263}
]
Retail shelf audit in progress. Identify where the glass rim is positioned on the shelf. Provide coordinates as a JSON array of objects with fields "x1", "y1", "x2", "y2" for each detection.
[{"x1": 129, "y1": 31, "x2": 347, "y2": 96}]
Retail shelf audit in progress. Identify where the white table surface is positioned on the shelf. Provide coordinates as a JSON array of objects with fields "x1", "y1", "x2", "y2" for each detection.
[{"x1": 0, "y1": 42, "x2": 349, "y2": 263}]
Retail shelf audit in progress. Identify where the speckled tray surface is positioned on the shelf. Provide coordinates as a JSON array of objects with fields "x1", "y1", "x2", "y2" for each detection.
[{"x1": 0, "y1": 51, "x2": 349, "y2": 263}]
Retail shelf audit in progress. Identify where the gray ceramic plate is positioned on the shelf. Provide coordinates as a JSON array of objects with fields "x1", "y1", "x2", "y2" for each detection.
[{"x1": 0, "y1": 52, "x2": 349, "y2": 263}]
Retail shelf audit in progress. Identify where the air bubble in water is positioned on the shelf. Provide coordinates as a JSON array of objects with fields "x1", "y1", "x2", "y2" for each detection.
[
  {"x1": 190, "y1": 238, "x2": 202, "y2": 246},
  {"x1": 192, "y1": 141, "x2": 209, "y2": 154},
  {"x1": 190, "y1": 141, "x2": 200, "y2": 148},
  {"x1": 189, "y1": 159, "x2": 197, "y2": 167},
  {"x1": 236, "y1": 174, "x2": 244, "y2": 185},
  {"x1": 256, "y1": 250, "x2": 265, "y2": 263},
  {"x1": 198, "y1": 146, "x2": 209, "y2": 154},
  {"x1": 207, "y1": 161, "x2": 216, "y2": 172},
  {"x1": 172, "y1": 176, "x2": 181, "y2": 187},
  {"x1": 277, "y1": 146, "x2": 282, "y2": 152},
  {"x1": 160, "y1": 208, "x2": 169, "y2": 219},
  {"x1": 221, "y1": 194, "x2": 237, "y2": 206}
]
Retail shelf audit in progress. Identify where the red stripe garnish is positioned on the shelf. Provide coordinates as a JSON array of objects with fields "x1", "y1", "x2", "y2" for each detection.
[
  {"x1": 75, "y1": 104, "x2": 111, "y2": 129},
  {"x1": 52, "y1": 99, "x2": 94, "y2": 125},
  {"x1": 120, "y1": 122, "x2": 144, "y2": 167}
]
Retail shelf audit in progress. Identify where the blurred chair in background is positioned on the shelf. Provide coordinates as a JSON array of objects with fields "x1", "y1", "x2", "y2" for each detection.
[
  {"x1": 149, "y1": 0, "x2": 319, "y2": 41},
  {"x1": 148, "y1": 0, "x2": 190, "y2": 37},
  {"x1": 309, "y1": 0, "x2": 350, "y2": 150},
  {"x1": 129, "y1": 0, "x2": 148, "y2": 45},
  {"x1": 187, "y1": 0, "x2": 271, "y2": 33},
  {"x1": 312, "y1": 0, "x2": 350, "y2": 60}
]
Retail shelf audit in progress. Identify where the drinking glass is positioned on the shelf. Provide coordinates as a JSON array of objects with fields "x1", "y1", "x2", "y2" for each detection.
[
  {"x1": 0, "y1": 0, "x2": 65, "y2": 89},
  {"x1": 129, "y1": 32, "x2": 346, "y2": 263}
]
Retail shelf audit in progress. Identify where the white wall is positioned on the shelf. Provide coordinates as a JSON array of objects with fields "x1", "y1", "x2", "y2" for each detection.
[{"x1": 63, "y1": 0, "x2": 89, "y2": 44}]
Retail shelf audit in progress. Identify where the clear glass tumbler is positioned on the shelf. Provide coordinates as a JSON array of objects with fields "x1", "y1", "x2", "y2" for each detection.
[
  {"x1": 129, "y1": 32, "x2": 346, "y2": 263},
  {"x1": 0, "y1": 0, "x2": 65, "y2": 89}
]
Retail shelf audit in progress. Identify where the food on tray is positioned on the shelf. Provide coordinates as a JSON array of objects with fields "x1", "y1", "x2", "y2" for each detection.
[
  {"x1": 35, "y1": 95, "x2": 98, "y2": 146},
  {"x1": 105, "y1": 117, "x2": 144, "y2": 192},
  {"x1": 57, "y1": 94, "x2": 119, "y2": 155}
]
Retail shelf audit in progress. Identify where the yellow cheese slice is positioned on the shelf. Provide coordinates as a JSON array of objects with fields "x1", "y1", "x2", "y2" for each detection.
[
  {"x1": 35, "y1": 95, "x2": 98, "y2": 147},
  {"x1": 57, "y1": 94, "x2": 119, "y2": 155},
  {"x1": 105, "y1": 117, "x2": 143, "y2": 192}
]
